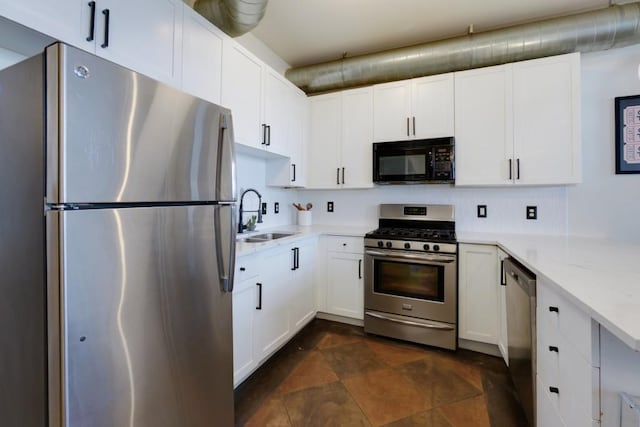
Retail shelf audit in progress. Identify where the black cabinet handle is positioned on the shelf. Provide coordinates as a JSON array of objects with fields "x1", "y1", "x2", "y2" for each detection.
[
  {"x1": 549, "y1": 346, "x2": 559, "y2": 353},
  {"x1": 500, "y1": 260, "x2": 505, "y2": 286},
  {"x1": 256, "y1": 283, "x2": 262, "y2": 310},
  {"x1": 86, "y1": 1, "x2": 96, "y2": 42},
  {"x1": 292, "y1": 164, "x2": 296, "y2": 182},
  {"x1": 516, "y1": 158, "x2": 520, "y2": 180},
  {"x1": 100, "y1": 9, "x2": 110, "y2": 48},
  {"x1": 549, "y1": 306, "x2": 559, "y2": 313},
  {"x1": 406, "y1": 117, "x2": 410, "y2": 136},
  {"x1": 412, "y1": 116, "x2": 416, "y2": 136},
  {"x1": 341, "y1": 167, "x2": 345, "y2": 184},
  {"x1": 549, "y1": 386, "x2": 559, "y2": 394},
  {"x1": 261, "y1": 124, "x2": 267, "y2": 145},
  {"x1": 266, "y1": 125, "x2": 271, "y2": 146},
  {"x1": 336, "y1": 168, "x2": 340, "y2": 185},
  {"x1": 239, "y1": 267, "x2": 246, "y2": 272},
  {"x1": 508, "y1": 159, "x2": 512, "y2": 180},
  {"x1": 358, "y1": 259, "x2": 362, "y2": 279},
  {"x1": 295, "y1": 247, "x2": 300, "y2": 270}
]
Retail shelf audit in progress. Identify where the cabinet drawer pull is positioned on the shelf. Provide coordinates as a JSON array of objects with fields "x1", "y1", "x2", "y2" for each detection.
[
  {"x1": 86, "y1": 1, "x2": 96, "y2": 42},
  {"x1": 256, "y1": 283, "x2": 262, "y2": 310},
  {"x1": 239, "y1": 267, "x2": 246, "y2": 272},
  {"x1": 100, "y1": 9, "x2": 110, "y2": 48},
  {"x1": 548, "y1": 346, "x2": 559, "y2": 353},
  {"x1": 549, "y1": 306, "x2": 559, "y2": 313},
  {"x1": 549, "y1": 386, "x2": 559, "y2": 394}
]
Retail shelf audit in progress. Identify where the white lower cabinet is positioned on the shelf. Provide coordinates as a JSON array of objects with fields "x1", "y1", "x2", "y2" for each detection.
[
  {"x1": 458, "y1": 244, "x2": 499, "y2": 344},
  {"x1": 536, "y1": 277, "x2": 600, "y2": 426},
  {"x1": 325, "y1": 236, "x2": 364, "y2": 320},
  {"x1": 497, "y1": 248, "x2": 509, "y2": 364},
  {"x1": 232, "y1": 237, "x2": 317, "y2": 387}
]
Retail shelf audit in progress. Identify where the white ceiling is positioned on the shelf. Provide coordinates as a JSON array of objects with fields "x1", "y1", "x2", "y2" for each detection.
[{"x1": 250, "y1": 0, "x2": 611, "y2": 68}]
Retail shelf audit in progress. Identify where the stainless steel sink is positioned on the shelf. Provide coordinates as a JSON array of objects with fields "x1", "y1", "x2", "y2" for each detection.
[{"x1": 241, "y1": 232, "x2": 297, "y2": 243}]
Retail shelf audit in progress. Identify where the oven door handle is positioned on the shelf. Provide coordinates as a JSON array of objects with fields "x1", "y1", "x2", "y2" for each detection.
[
  {"x1": 365, "y1": 311, "x2": 455, "y2": 330},
  {"x1": 365, "y1": 250, "x2": 455, "y2": 264}
]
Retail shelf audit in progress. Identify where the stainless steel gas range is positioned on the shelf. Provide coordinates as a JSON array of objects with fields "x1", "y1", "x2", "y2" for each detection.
[{"x1": 363, "y1": 204, "x2": 457, "y2": 350}]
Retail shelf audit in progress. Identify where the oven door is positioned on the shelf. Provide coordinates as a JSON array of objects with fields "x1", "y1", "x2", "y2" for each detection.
[{"x1": 364, "y1": 249, "x2": 457, "y2": 324}]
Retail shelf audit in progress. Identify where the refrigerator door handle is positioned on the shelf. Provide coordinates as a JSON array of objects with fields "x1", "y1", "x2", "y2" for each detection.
[
  {"x1": 214, "y1": 204, "x2": 237, "y2": 292},
  {"x1": 216, "y1": 112, "x2": 237, "y2": 202}
]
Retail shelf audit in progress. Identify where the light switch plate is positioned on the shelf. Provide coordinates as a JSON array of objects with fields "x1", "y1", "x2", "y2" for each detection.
[
  {"x1": 526, "y1": 206, "x2": 537, "y2": 220},
  {"x1": 327, "y1": 201, "x2": 334, "y2": 212},
  {"x1": 477, "y1": 205, "x2": 487, "y2": 218},
  {"x1": 274, "y1": 202, "x2": 279, "y2": 214},
  {"x1": 261, "y1": 202, "x2": 267, "y2": 215}
]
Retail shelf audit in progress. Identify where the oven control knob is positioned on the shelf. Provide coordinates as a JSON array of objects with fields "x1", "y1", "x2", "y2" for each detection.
[
  {"x1": 423, "y1": 244, "x2": 430, "y2": 251},
  {"x1": 433, "y1": 244, "x2": 440, "y2": 251},
  {"x1": 404, "y1": 243, "x2": 411, "y2": 249},
  {"x1": 386, "y1": 241, "x2": 393, "y2": 248},
  {"x1": 377, "y1": 241, "x2": 384, "y2": 248}
]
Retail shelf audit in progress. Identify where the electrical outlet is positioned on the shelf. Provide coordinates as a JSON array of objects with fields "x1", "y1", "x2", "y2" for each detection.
[
  {"x1": 526, "y1": 206, "x2": 537, "y2": 220},
  {"x1": 477, "y1": 205, "x2": 487, "y2": 218},
  {"x1": 274, "y1": 202, "x2": 279, "y2": 214},
  {"x1": 261, "y1": 202, "x2": 267, "y2": 215},
  {"x1": 327, "y1": 201, "x2": 334, "y2": 212}
]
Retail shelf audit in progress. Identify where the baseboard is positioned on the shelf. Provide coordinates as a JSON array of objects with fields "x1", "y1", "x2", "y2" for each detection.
[
  {"x1": 316, "y1": 312, "x2": 364, "y2": 327},
  {"x1": 458, "y1": 338, "x2": 503, "y2": 358}
]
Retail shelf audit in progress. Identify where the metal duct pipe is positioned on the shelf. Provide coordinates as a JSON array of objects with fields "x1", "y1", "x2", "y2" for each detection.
[
  {"x1": 286, "y1": 3, "x2": 640, "y2": 94},
  {"x1": 193, "y1": 0, "x2": 268, "y2": 37}
]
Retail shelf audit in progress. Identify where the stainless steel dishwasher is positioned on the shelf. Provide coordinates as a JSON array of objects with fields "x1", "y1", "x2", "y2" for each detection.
[{"x1": 504, "y1": 258, "x2": 537, "y2": 427}]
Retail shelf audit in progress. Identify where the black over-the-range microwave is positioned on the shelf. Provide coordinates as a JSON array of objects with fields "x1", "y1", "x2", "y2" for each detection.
[{"x1": 372, "y1": 137, "x2": 455, "y2": 184}]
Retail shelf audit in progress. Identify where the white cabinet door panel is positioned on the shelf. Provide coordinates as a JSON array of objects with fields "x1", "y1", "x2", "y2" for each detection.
[
  {"x1": 182, "y1": 8, "x2": 224, "y2": 103},
  {"x1": 373, "y1": 81, "x2": 411, "y2": 142},
  {"x1": 263, "y1": 69, "x2": 290, "y2": 156},
  {"x1": 341, "y1": 87, "x2": 373, "y2": 188},
  {"x1": 307, "y1": 93, "x2": 341, "y2": 188},
  {"x1": 455, "y1": 65, "x2": 513, "y2": 186},
  {"x1": 412, "y1": 73, "x2": 454, "y2": 138},
  {"x1": 327, "y1": 252, "x2": 363, "y2": 320}
]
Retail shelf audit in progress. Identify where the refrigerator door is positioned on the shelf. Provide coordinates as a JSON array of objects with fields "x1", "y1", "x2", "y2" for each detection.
[
  {"x1": 46, "y1": 43, "x2": 236, "y2": 205},
  {"x1": 59, "y1": 206, "x2": 233, "y2": 427}
]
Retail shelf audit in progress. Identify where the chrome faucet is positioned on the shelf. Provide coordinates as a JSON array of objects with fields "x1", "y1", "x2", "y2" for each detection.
[{"x1": 238, "y1": 188, "x2": 263, "y2": 233}]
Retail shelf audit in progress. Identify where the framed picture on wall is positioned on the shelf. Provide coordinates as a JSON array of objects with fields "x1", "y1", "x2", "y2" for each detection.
[{"x1": 615, "y1": 95, "x2": 640, "y2": 174}]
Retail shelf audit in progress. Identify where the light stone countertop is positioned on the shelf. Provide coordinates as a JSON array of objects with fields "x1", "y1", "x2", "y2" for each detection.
[
  {"x1": 235, "y1": 226, "x2": 640, "y2": 351},
  {"x1": 457, "y1": 232, "x2": 640, "y2": 351}
]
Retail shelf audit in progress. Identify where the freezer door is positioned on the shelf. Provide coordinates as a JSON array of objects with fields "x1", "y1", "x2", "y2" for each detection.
[
  {"x1": 46, "y1": 43, "x2": 236, "y2": 204},
  {"x1": 60, "y1": 206, "x2": 233, "y2": 427}
]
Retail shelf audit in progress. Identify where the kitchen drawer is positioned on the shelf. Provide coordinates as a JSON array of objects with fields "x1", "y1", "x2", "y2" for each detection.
[
  {"x1": 537, "y1": 308, "x2": 560, "y2": 388},
  {"x1": 326, "y1": 236, "x2": 364, "y2": 254},
  {"x1": 538, "y1": 278, "x2": 599, "y2": 366},
  {"x1": 537, "y1": 375, "x2": 565, "y2": 427},
  {"x1": 235, "y1": 255, "x2": 261, "y2": 284},
  {"x1": 557, "y1": 340, "x2": 600, "y2": 426}
]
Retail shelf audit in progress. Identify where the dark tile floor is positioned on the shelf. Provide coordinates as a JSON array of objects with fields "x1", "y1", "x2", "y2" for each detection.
[{"x1": 234, "y1": 319, "x2": 527, "y2": 427}]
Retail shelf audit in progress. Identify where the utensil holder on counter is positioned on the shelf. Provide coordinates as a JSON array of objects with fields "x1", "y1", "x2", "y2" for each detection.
[{"x1": 297, "y1": 210, "x2": 312, "y2": 226}]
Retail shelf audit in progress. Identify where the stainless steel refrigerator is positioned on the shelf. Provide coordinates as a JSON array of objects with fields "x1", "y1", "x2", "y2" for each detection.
[{"x1": 0, "y1": 42, "x2": 237, "y2": 426}]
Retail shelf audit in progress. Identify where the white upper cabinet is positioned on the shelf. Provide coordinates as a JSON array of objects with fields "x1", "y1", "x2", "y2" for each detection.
[
  {"x1": 512, "y1": 53, "x2": 581, "y2": 185},
  {"x1": 0, "y1": 0, "x2": 85, "y2": 48},
  {"x1": 262, "y1": 68, "x2": 291, "y2": 156},
  {"x1": 341, "y1": 87, "x2": 373, "y2": 188},
  {"x1": 221, "y1": 40, "x2": 263, "y2": 149},
  {"x1": 455, "y1": 53, "x2": 581, "y2": 186},
  {"x1": 85, "y1": 0, "x2": 183, "y2": 86},
  {"x1": 455, "y1": 64, "x2": 513, "y2": 186},
  {"x1": 307, "y1": 87, "x2": 373, "y2": 189},
  {"x1": 373, "y1": 73, "x2": 454, "y2": 142},
  {"x1": 307, "y1": 92, "x2": 342, "y2": 188},
  {"x1": 0, "y1": 0, "x2": 184, "y2": 86},
  {"x1": 181, "y1": 7, "x2": 225, "y2": 104}
]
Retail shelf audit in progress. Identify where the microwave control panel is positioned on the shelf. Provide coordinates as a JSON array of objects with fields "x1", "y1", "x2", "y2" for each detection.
[{"x1": 433, "y1": 147, "x2": 454, "y2": 180}]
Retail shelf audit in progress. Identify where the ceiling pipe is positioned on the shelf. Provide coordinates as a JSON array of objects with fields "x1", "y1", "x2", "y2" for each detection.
[
  {"x1": 193, "y1": 0, "x2": 268, "y2": 37},
  {"x1": 286, "y1": 3, "x2": 640, "y2": 94}
]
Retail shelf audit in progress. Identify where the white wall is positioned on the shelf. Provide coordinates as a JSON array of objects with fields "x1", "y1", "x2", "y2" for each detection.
[
  {"x1": 568, "y1": 44, "x2": 640, "y2": 241},
  {"x1": 236, "y1": 153, "x2": 298, "y2": 231},
  {"x1": 298, "y1": 185, "x2": 568, "y2": 234}
]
